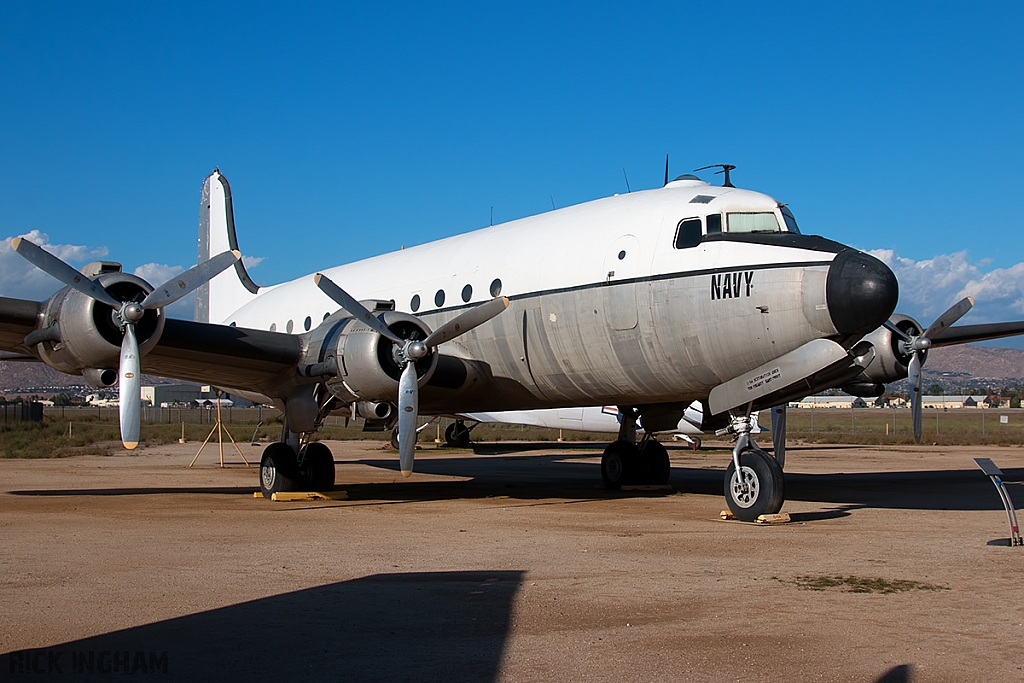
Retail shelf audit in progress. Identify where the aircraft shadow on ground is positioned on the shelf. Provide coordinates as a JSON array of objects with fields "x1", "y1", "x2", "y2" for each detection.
[
  {"x1": 10, "y1": 486, "x2": 255, "y2": 497},
  {"x1": 10, "y1": 447, "x2": 1023, "y2": 514},
  {"x1": 356, "y1": 450, "x2": 1024, "y2": 513},
  {"x1": 0, "y1": 570, "x2": 522, "y2": 683}
]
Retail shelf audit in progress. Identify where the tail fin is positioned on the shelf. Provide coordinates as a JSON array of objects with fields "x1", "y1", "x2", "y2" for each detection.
[{"x1": 194, "y1": 169, "x2": 260, "y2": 323}]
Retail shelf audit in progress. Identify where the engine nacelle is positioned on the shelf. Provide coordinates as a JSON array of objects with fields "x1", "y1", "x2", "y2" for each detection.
[
  {"x1": 32, "y1": 263, "x2": 164, "y2": 376},
  {"x1": 848, "y1": 314, "x2": 926, "y2": 386},
  {"x1": 304, "y1": 307, "x2": 439, "y2": 404}
]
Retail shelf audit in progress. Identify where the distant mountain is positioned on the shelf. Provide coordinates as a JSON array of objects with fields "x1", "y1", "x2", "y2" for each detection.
[
  {"x1": 0, "y1": 360, "x2": 172, "y2": 395},
  {"x1": 924, "y1": 344, "x2": 1024, "y2": 382}
]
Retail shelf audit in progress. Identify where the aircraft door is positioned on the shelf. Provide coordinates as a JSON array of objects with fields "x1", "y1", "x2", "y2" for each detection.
[{"x1": 603, "y1": 235, "x2": 641, "y2": 331}]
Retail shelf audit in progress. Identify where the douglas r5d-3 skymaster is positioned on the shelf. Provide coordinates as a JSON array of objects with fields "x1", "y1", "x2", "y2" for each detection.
[{"x1": 4, "y1": 166, "x2": 1023, "y2": 520}]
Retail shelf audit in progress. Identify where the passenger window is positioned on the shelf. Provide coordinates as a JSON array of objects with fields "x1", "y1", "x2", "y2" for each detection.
[
  {"x1": 706, "y1": 213, "x2": 722, "y2": 234},
  {"x1": 674, "y1": 218, "x2": 702, "y2": 249}
]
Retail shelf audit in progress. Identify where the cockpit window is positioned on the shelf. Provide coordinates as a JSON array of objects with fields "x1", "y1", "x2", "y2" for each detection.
[
  {"x1": 706, "y1": 213, "x2": 722, "y2": 234},
  {"x1": 726, "y1": 212, "x2": 782, "y2": 234},
  {"x1": 780, "y1": 206, "x2": 801, "y2": 233},
  {"x1": 674, "y1": 218, "x2": 702, "y2": 249}
]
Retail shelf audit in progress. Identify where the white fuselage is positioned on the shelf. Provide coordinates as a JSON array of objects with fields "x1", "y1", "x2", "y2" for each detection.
[{"x1": 216, "y1": 178, "x2": 841, "y2": 412}]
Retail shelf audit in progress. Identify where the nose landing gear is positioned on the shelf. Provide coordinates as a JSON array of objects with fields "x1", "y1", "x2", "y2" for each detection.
[{"x1": 719, "y1": 412, "x2": 784, "y2": 521}]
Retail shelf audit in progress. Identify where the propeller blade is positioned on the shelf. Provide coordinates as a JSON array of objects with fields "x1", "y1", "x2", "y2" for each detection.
[
  {"x1": 921, "y1": 297, "x2": 973, "y2": 344},
  {"x1": 398, "y1": 361, "x2": 418, "y2": 477},
  {"x1": 314, "y1": 273, "x2": 403, "y2": 344},
  {"x1": 11, "y1": 237, "x2": 122, "y2": 309},
  {"x1": 118, "y1": 323, "x2": 141, "y2": 450},
  {"x1": 423, "y1": 296, "x2": 510, "y2": 348},
  {"x1": 141, "y1": 250, "x2": 240, "y2": 309},
  {"x1": 770, "y1": 405, "x2": 787, "y2": 469},
  {"x1": 883, "y1": 319, "x2": 912, "y2": 343},
  {"x1": 908, "y1": 351, "x2": 923, "y2": 443}
]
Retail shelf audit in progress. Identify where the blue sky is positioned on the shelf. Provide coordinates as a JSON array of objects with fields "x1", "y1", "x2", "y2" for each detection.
[{"x1": 2, "y1": 2, "x2": 1023, "y2": 344}]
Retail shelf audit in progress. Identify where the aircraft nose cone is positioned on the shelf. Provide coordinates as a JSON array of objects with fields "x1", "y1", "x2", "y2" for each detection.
[{"x1": 826, "y1": 249, "x2": 899, "y2": 335}]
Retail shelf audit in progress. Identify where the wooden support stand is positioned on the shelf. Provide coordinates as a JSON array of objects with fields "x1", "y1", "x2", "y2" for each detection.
[{"x1": 188, "y1": 393, "x2": 250, "y2": 468}]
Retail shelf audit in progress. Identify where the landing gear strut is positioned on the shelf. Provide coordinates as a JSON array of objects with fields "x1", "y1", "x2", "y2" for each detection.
[{"x1": 719, "y1": 412, "x2": 784, "y2": 521}]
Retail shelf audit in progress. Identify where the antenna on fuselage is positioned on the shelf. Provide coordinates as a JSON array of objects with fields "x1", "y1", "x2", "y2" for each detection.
[
  {"x1": 622, "y1": 168, "x2": 631, "y2": 193},
  {"x1": 694, "y1": 163, "x2": 736, "y2": 188},
  {"x1": 663, "y1": 155, "x2": 669, "y2": 187}
]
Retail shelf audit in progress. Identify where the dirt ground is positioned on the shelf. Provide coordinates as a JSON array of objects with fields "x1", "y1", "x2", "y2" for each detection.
[{"x1": 1, "y1": 439, "x2": 1022, "y2": 682}]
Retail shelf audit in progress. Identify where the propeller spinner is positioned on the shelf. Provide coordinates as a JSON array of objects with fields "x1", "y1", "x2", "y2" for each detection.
[
  {"x1": 12, "y1": 237, "x2": 241, "y2": 449},
  {"x1": 314, "y1": 273, "x2": 509, "y2": 476}
]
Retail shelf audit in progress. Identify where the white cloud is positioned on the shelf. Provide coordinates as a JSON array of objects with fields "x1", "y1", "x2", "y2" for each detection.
[
  {"x1": 133, "y1": 262, "x2": 185, "y2": 284},
  {"x1": 869, "y1": 249, "x2": 1024, "y2": 325},
  {"x1": 242, "y1": 255, "x2": 265, "y2": 269},
  {"x1": 0, "y1": 231, "x2": 109, "y2": 301}
]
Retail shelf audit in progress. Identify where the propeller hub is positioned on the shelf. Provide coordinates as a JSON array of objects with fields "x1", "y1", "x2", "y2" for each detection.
[
  {"x1": 913, "y1": 337, "x2": 932, "y2": 351},
  {"x1": 122, "y1": 302, "x2": 145, "y2": 324},
  {"x1": 407, "y1": 341, "x2": 427, "y2": 360}
]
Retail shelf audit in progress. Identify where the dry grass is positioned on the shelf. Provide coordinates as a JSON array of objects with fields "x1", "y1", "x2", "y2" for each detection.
[{"x1": 778, "y1": 575, "x2": 949, "y2": 594}]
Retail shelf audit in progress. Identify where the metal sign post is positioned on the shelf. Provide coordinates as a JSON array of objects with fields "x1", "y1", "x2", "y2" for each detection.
[{"x1": 974, "y1": 458, "x2": 1021, "y2": 546}]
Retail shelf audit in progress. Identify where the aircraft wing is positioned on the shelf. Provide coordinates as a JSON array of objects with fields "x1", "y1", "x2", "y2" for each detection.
[
  {"x1": 0, "y1": 297, "x2": 42, "y2": 356},
  {"x1": 0, "y1": 295, "x2": 303, "y2": 395},
  {"x1": 141, "y1": 318, "x2": 302, "y2": 393},
  {"x1": 929, "y1": 321, "x2": 1024, "y2": 347}
]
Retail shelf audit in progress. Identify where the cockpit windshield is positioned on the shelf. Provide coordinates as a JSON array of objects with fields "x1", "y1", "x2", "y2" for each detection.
[
  {"x1": 780, "y1": 206, "x2": 801, "y2": 234},
  {"x1": 726, "y1": 212, "x2": 783, "y2": 234}
]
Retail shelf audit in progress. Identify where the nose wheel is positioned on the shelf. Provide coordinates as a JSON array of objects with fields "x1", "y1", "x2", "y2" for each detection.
[{"x1": 724, "y1": 446, "x2": 784, "y2": 520}]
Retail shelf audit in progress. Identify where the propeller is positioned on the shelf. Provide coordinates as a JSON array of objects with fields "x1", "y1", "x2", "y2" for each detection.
[
  {"x1": 884, "y1": 296, "x2": 974, "y2": 442},
  {"x1": 12, "y1": 237, "x2": 240, "y2": 449},
  {"x1": 314, "y1": 273, "x2": 509, "y2": 476}
]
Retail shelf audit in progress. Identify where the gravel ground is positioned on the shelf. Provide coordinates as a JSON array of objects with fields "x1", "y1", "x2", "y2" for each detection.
[{"x1": 1, "y1": 439, "x2": 1022, "y2": 682}]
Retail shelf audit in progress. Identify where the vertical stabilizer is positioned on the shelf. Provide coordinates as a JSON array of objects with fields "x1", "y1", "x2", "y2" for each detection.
[{"x1": 194, "y1": 170, "x2": 260, "y2": 323}]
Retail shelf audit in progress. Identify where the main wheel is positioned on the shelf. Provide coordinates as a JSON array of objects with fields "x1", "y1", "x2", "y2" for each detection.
[
  {"x1": 299, "y1": 442, "x2": 335, "y2": 491},
  {"x1": 444, "y1": 422, "x2": 471, "y2": 448},
  {"x1": 638, "y1": 440, "x2": 671, "y2": 485},
  {"x1": 601, "y1": 440, "x2": 638, "y2": 489},
  {"x1": 260, "y1": 442, "x2": 300, "y2": 499},
  {"x1": 723, "y1": 446, "x2": 785, "y2": 521},
  {"x1": 690, "y1": 436, "x2": 701, "y2": 451}
]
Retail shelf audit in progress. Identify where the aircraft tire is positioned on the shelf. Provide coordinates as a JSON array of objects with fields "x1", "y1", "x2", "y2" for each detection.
[
  {"x1": 299, "y1": 442, "x2": 335, "y2": 492},
  {"x1": 723, "y1": 447, "x2": 785, "y2": 521},
  {"x1": 260, "y1": 443, "x2": 300, "y2": 499},
  {"x1": 601, "y1": 440, "x2": 637, "y2": 489},
  {"x1": 445, "y1": 422, "x2": 471, "y2": 448},
  {"x1": 638, "y1": 440, "x2": 671, "y2": 485},
  {"x1": 690, "y1": 437, "x2": 701, "y2": 451}
]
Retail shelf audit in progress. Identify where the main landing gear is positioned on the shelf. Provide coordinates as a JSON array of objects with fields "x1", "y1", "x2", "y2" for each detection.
[
  {"x1": 600, "y1": 408, "x2": 671, "y2": 489},
  {"x1": 444, "y1": 420, "x2": 472, "y2": 448},
  {"x1": 259, "y1": 440, "x2": 336, "y2": 498},
  {"x1": 719, "y1": 412, "x2": 784, "y2": 521}
]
